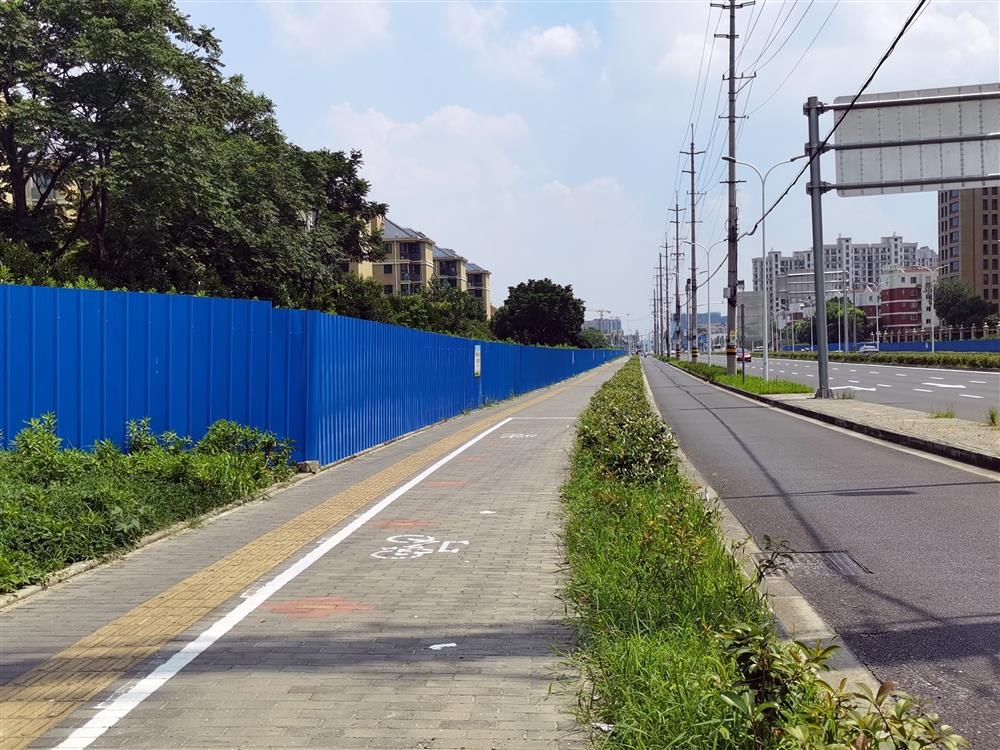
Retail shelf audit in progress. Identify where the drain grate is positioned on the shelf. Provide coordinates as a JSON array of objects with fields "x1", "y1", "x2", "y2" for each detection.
[{"x1": 752, "y1": 550, "x2": 871, "y2": 578}]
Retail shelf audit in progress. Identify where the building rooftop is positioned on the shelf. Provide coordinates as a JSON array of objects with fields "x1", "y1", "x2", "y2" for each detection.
[
  {"x1": 466, "y1": 262, "x2": 490, "y2": 274},
  {"x1": 432, "y1": 246, "x2": 465, "y2": 261},
  {"x1": 382, "y1": 218, "x2": 431, "y2": 242}
]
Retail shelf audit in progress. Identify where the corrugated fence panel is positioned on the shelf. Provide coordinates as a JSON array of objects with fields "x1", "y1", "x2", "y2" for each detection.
[{"x1": 0, "y1": 284, "x2": 622, "y2": 464}]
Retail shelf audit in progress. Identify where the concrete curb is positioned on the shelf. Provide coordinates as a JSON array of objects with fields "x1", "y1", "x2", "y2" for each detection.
[
  {"x1": 664, "y1": 360, "x2": 1000, "y2": 472},
  {"x1": 639, "y1": 364, "x2": 881, "y2": 692}
]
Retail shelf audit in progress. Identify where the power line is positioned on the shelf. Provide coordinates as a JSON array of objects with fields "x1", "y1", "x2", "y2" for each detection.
[
  {"x1": 747, "y1": 0, "x2": 841, "y2": 116},
  {"x1": 740, "y1": 0, "x2": 932, "y2": 242},
  {"x1": 740, "y1": 0, "x2": 800, "y2": 71},
  {"x1": 754, "y1": 0, "x2": 817, "y2": 72}
]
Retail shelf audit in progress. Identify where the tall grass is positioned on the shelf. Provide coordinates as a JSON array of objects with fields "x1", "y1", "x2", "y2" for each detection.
[
  {"x1": 562, "y1": 358, "x2": 967, "y2": 748},
  {"x1": 665, "y1": 359, "x2": 813, "y2": 395},
  {"x1": 0, "y1": 415, "x2": 292, "y2": 593}
]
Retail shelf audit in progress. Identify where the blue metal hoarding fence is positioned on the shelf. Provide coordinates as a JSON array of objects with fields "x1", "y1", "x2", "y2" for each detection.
[{"x1": 1, "y1": 284, "x2": 622, "y2": 465}]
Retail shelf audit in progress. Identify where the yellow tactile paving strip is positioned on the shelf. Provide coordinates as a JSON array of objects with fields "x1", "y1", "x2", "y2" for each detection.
[{"x1": 0, "y1": 378, "x2": 590, "y2": 750}]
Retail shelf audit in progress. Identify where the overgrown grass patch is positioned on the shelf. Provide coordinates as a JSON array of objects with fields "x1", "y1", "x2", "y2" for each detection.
[
  {"x1": 664, "y1": 359, "x2": 813, "y2": 395},
  {"x1": 0, "y1": 415, "x2": 292, "y2": 593},
  {"x1": 561, "y1": 357, "x2": 967, "y2": 748}
]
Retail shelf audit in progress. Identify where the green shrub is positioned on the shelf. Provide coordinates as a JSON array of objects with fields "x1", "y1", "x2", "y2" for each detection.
[
  {"x1": 562, "y1": 357, "x2": 967, "y2": 748},
  {"x1": 0, "y1": 415, "x2": 292, "y2": 593}
]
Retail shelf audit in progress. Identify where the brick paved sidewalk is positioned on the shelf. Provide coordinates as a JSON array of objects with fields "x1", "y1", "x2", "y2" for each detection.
[{"x1": 1, "y1": 362, "x2": 621, "y2": 750}]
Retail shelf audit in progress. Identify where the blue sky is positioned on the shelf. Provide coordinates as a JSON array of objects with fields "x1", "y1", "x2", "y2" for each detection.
[{"x1": 181, "y1": 1, "x2": 999, "y2": 335}]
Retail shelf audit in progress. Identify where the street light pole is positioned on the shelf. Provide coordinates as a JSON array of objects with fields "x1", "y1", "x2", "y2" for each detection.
[
  {"x1": 915, "y1": 263, "x2": 948, "y2": 354},
  {"x1": 723, "y1": 154, "x2": 805, "y2": 380}
]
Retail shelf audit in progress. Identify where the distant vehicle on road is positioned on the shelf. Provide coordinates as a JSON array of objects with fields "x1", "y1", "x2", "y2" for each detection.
[
  {"x1": 736, "y1": 348, "x2": 752, "y2": 362},
  {"x1": 857, "y1": 343, "x2": 879, "y2": 353},
  {"x1": 752, "y1": 346, "x2": 763, "y2": 353}
]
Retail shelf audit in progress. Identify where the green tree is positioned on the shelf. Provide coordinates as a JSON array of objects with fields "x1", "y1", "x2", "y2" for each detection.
[
  {"x1": 933, "y1": 279, "x2": 992, "y2": 326},
  {"x1": 0, "y1": 0, "x2": 386, "y2": 307},
  {"x1": 388, "y1": 283, "x2": 492, "y2": 340},
  {"x1": 491, "y1": 278, "x2": 585, "y2": 346},
  {"x1": 577, "y1": 327, "x2": 610, "y2": 349}
]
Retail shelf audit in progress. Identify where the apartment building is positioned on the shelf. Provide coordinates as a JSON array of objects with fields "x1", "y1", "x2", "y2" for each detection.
[
  {"x1": 374, "y1": 218, "x2": 437, "y2": 296},
  {"x1": 938, "y1": 187, "x2": 1000, "y2": 312},
  {"x1": 879, "y1": 267, "x2": 938, "y2": 332},
  {"x1": 753, "y1": 235, "x2": 935, "y2": 322},
  {"x1": 344, "y1": 217, "x2": 494, "y2": 317},
  {"x1": 433, "y1": 246, "x2": 468, "y2": 291},
  {"x1": 465, "y1": 262, "x2": 493, "y2": 319}
]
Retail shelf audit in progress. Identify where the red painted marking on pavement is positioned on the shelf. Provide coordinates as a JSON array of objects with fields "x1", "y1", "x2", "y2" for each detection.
[
  {"x1": 260, "y1": 597, "x2": 374, "y2": 619},
  {"x1": 426, "y1": 479, "x2": 468, "y2": 488},
  {"x1": 371, "y1": 519, "x2": 430, "y2": 529}
]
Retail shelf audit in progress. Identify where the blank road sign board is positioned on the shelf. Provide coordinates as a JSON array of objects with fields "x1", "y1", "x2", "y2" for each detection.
[{"x1": 833, "y1": 83, "x2": 1000, "y2": 197}]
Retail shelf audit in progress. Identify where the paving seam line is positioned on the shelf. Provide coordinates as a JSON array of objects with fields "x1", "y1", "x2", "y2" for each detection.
[
  {"x1": 662, "y1": 361, "x2": 1000, "y2": 472},
  {"x1": 0, "y1": 360, "x2": 623, "y2": 750},
  {"x1": 640, "y1": 364, "x2": 881, "y2": 692},
  {"x1": 0, "y1": 365, "x2": 613, "y2": 613}
]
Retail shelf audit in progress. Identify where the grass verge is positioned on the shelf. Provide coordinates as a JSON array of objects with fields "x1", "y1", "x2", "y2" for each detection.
[
  {"x1": 663, "y1": 358, "x2": 813, "y2": 395},
  {"x1": 561, "y1": 357, "x2": 967, "y2": 748},
  {"x1": 0, "y1": 415, "x2": 292, "y2": 593},
  {"x1": 770, "y1": 350, "x2": 1000, "y2": 370}
]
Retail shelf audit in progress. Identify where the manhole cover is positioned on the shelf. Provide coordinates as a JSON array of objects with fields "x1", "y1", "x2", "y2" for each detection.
[{"x1": 752, "y1": 551, "x2": 871, "y2": 578}]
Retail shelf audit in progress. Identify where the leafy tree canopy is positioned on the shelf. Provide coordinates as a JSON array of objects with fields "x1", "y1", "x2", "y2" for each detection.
[
  {"x1": 933, "y1": 279, "x2": 992, "y2": 326},
  {"x1": 0, "y1": 0, "x2": 385, "y2": 309},
  {"x1": 577, "y1": 327, "x2": 610, "y2": 349},
  {"x1": 491, "y1": 278, "x2": 585, "y2": 346}
]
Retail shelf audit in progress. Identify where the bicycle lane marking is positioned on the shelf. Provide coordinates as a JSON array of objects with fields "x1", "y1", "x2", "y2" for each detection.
[{"x1": 54, "y1": 417, "x2": 515, "y2": 750}]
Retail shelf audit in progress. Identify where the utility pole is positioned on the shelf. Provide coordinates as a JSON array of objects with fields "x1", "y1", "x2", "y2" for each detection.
[
  {"x1": 712, "y1": 0, "x2": 754, "y2": 375},
  {"x1": 657, "y1": 252, "x2": 666, "y2": 356},
  {"x1": 682, "y1": 132, "x2": 704, "y2": 361},
  {"x1": 669, "y1": 199, "x2": 684, "y2": 359}
]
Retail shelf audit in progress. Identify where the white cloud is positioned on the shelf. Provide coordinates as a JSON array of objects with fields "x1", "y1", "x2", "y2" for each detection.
[
  {"x1": 324, "y1": 103, "x2": 654, "y2": 314},
  {"x1": 265, "y1": 1, "x2": 390, "y2": 59},
  {"x1": 446, "y1": 1, "x2": 599, "y2": 84}
]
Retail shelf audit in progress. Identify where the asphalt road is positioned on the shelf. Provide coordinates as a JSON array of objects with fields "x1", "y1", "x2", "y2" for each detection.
[
  {"x1": 726, "y1": 355, "x2": 998, "y2": 421},
  {"x1": 642, "y1": 358, "x2": 1000, "y2": 744}
]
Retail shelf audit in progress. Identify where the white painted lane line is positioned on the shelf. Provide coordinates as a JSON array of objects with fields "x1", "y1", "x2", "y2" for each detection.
[
  {"x1": 831, "y1": 385, "x2": 876, "y2": 392},
  {"x1": 806, "y1": 374, "x2": 814, "y2": 378},
  {"x1": 930, "y1": 376, "x2": 944, "y2": 380},
  {"x1": 959, "y1": 394, "x2": 985, "y2": 399},
  {"x1": 54, "y1": 417, "x2": 516, "y2": 750},
  {"x1": 969, "y1": 380, "x2": 988, "y2": 384},
  {"x1": 895, "y1": 374, "x2": 907, "y2": 377},
  {"x1": 850, "y1": 369, "x2": 857, "y2": 373},
  {"x1": 868, "y1": 371, "x2": 879, "y2": 374},
  {"x1": 876, "y1": 384, "x2": 893, "y2": 388},
  {"x1": 848, "y1": 380, "x2": 860, "y2": 384},
  {"x1": 920, "y1": 382, "x2": 965, "y2": 389},
  {"x1": 913, "y1": 388, "x2": 933, "y2": 393}
]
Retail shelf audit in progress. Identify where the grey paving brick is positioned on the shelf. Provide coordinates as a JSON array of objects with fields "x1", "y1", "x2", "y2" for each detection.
[{"x1": 17, "y1": 364, "x2": 621, "y2": 749}]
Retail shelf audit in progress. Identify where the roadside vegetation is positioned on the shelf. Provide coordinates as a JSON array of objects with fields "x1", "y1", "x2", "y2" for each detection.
[
  {"x1": 0, "y1": 416, "x2": 292, "y2": 593},
  {"x1": 988, "y1": 407, "x2": 999, "y2": 429},
  {"x1": 770, "y1": 350, "x2": 1000, "y2": 370},
  {"x1": 562, "y1": 357, "x2": 967, "y2": 748},
  {"x1": 663, "y1": 358, "x2": 813, "y2": 395},
  {"x1": 930, "y1": 408, "x2": 956, "y2": 419}
]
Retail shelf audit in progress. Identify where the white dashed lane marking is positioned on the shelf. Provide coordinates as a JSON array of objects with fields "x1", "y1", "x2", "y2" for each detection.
[
  {"x1": 959, "y1": 394, "x2": 985, "y2": 399},
  {"x1": 913, "y1": 388, "x2": 933, "y2": 393},
  {"x1": 921, "y1": 383, "x2": 965, "y2": 389}
]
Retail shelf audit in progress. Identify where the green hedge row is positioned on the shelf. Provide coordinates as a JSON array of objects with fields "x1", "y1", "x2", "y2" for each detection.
[
  {"x1": 772, "y1": 350, "x2": 1000, "y2": 369},
  {"x1": 561, "y1": 357, "x2": 966, "y2": 748},
  {"x1": 0, "y1": 416, "x2": 292, "y2": 593}
]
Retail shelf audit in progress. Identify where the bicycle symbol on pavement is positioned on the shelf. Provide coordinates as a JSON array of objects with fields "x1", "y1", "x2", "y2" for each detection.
[{"x1": 370, "y1": 534, "x2": 470, "y2": 560}]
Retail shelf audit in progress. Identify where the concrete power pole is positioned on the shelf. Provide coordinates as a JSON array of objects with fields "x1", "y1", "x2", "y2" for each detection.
[
  {"x1": 712, "y1": 0, "x2": 755, "y2": 375},
  {"x1": 682, "y1": 133, "x2": 704, "y2": 362},
  {"x1": 669, "y1": 200, "x2": 684, "y2": 358},
  {"x1": 657, "y1": 253, "x2": 666, "y2": 356}
]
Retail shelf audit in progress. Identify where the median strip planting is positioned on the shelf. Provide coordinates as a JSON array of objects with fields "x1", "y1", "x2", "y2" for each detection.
[
  {"x1": 771, "y1": 350, "x2": 1000, "y2": 370},
  {"x1": 663, "y1": 358, "x2": 814, "y2": 395},
  {"x1": 561, "y1": 357, "x2": 966, "y2": 748},
  {"x1": 0, "y1": 415, "x2": 292, "y2": 593}
]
